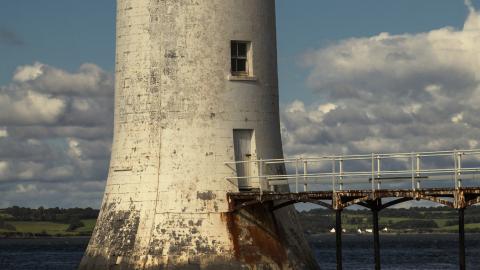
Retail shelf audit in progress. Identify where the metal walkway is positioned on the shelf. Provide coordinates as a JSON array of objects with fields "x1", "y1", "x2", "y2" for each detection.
[
  {"x1": 225, "y1": 149, "x2": 480, "y2": 270},
  {"x1": 225, "y1": 149, "x2": 480, "y2": 195},
  {"x1": 227, "y1": 188, "x2": 480, "y2": 211}
]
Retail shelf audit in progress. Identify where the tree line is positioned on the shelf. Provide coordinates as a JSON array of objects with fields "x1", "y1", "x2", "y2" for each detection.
[
  {"x1": 298, "y1": 206, "x2": 480, "y2": 234},
  {"x1": 1, "y1": 206, "x2": 99, "y2": 232},
  {"x1": 2, "y1": 206, "x2": 99, "y2": 223}
]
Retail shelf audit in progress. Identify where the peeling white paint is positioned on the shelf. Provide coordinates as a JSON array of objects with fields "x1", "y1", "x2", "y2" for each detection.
[{"x1": 80, "y1": 1, "x2": 317, "y2": 269}]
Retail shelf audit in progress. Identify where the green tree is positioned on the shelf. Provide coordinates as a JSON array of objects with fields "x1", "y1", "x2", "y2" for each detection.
[{"x1": 66, "y1": 216, "x2": 85, "y2": 232}]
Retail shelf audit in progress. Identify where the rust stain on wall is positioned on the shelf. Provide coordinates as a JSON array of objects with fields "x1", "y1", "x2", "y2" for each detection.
[
  {"x1": 221, "y1": 205, "x2": 288, "y2": 268},
  {"x1": 245, "y1": 225, "x2": 288, "y2": 267},
  {"x1": 220, "y1": 212, "x2": 241, "y2": 260}
]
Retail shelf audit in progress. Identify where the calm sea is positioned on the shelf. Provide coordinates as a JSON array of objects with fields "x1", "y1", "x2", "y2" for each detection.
[{"x1": 0, "y1": 234, "x2": 479, "y2": 270}]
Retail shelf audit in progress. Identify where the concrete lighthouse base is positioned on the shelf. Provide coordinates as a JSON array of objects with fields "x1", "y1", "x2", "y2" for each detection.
[
  {"x1": 79, "y1": 0, "x2": 319, "y2": 269},
  {"x1": 80, "y1": 203, "x2": 318, "y2": 270},
  {"x1": 79, "y1": 198, "x2": 318, "y2": 270}
]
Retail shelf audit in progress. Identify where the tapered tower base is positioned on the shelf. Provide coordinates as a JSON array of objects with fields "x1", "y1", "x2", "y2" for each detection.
[
  {"x1": 80, "y1": 0, "x2": 319, "y2": 269},
  {"x1": 80, "y1": 204, "x2": 318, "y2": 270}
]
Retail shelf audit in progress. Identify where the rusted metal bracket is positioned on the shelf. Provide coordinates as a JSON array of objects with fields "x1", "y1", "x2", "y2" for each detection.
[{"x1": 227, "y1": 187, "x2": 480, "y2": 212}]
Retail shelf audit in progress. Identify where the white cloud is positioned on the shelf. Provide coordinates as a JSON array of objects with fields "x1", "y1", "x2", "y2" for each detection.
[
  {"x1": 284, "y1": 4, "x2": 480, "y2": 158},
  {"x1": 0, "y1": 62, "x2": 113, "y2": 207},
  {"x1": 13, "y1": 62, "x2": 44, "y2": 82},
  {"x1": 45, "y1": 165, "x2": 75, "y2": 180},
  {"x1": 15, "y1": 184, "x2": 37, "y2": 193},
  {"x1": 68, "y1": 139, "x2": 83, "y2": 158},
  {"x1": 0, "y1": 127, "x2": 7, "y2": 138},
  {"x1": 465, "y1": 1, "x2": 480, "y2": 30},
  {"x1": 26, "y1": 63, "x2": 113, "y2": 96},
  {"x1": 0, "y1": 91, "x2": 65, "y2": 125},
  {"x1": 0, "y1": 161, "x2": 9, "y2": 178}
]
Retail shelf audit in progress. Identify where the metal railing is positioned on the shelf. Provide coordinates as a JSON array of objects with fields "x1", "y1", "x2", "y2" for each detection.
[{"x1": 225, "y1": 149, "x2": 480, "y2": 194}]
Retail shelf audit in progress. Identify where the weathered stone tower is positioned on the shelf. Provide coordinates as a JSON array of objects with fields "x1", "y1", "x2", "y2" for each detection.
[{"x1": 80, "y1": 0, "x2": 318, "y2": 269}]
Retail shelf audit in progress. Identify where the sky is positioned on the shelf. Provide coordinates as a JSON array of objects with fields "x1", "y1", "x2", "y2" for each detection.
[{"x1": 0, "y1": 0, "x2": 479, "y2": 208}]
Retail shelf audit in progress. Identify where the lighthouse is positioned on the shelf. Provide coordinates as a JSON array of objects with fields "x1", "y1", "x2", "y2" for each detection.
[{"x1": 79, "y1": 0, "x2": 318, "y2": 269}]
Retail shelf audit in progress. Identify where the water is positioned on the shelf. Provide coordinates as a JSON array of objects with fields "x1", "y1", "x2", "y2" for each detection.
[
  {"x1": 312, "y1": 234, "x2": 480, "y2": 270},
  {"x1": 0, "y1": 238, "x2": 88, "y2": 270},
  {"x1": 0, "y1": 234, "x2": 479, "y2": 270}
]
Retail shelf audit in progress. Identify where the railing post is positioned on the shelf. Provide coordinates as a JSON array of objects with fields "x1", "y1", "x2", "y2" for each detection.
[
  {"x1": 332, "y1": 158, "x2": 337, "y2": 192},
  {"x1": 339, "y1": 157, "x2": 344, "y2": 191},
  {"x1": 371, "y1": 153, "x2": 375, "y2": 192},
  {"x1": 258, "y1": 159, "x2": 263, "y2": 196},
  {"x1": 454, "y1": 150, "x2": 459, "y2": 189},
  {"x1": 303, "y1": 160, "x2": 308, "y2": 192},
  {"x1": 416, "y1": 154, "x2": 421, "y2": 177},
  {"x1": 411, "y1": 153, "x2": 416, "y2": 191},
  {"x1": 295, "y1": 158, "x2": 299, "y2": 193},
  {"x1": 458, "y1": 153, "x2": 463, "y2": 189},
  {"x1": 376, "y1": 155, "x2": 381, "y2": 190},
  {"x1": 416, "y1": 153, "x2": 421, "y2": 189},
  {"x1": 263, "y1": 160, "x2": 268, "y2": 192}
]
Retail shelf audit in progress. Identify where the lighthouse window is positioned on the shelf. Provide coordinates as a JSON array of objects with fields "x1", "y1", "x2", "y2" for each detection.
[{"x1": 231, "y1": 41, "x2": 250, "y2": 76}]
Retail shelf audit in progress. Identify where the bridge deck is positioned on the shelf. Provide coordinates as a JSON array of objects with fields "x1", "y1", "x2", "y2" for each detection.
[
  {"x1": 227, "y1": 187, "x2": 480, "y2": 211},
  {"x1": 225, "y1": 149, "x2": 480, "y2": 270}
]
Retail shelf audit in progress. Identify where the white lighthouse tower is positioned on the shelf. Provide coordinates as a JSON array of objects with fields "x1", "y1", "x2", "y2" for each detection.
[{"x1": 80, "y1": 0, "x2": 318, "y2": 269}]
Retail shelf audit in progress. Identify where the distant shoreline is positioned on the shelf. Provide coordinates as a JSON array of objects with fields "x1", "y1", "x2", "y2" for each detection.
[
  {"x1": 2, "y1": 232, "x2": 480, "y2": 240},
  {"x1": 0, "y1": 233, "x2": 92, "y2": 239},
  {"x1": 0, "y1": 235, "x2": 91, "y2": 238},
  {"x1": 3, "y1": 206, "x2": 480, "y2": 239},
  {"x1": 308, "y1": 232, "x2": 480, "y2": 237}
]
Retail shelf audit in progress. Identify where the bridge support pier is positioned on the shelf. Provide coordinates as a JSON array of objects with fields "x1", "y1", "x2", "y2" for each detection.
[
  {"x1": 359, "y1": 199, "x2": 382, "y2": 270},
  {"x1": 372, "y1": 208, "x2": 381, "y2": 270},
  {"x1": 229, "y1": 187, "x2": 480, "y2": 270},
  {"x1": 335, "y1": 209, "x2": 343, "y2": 270},
  {"x1": 459, "y1": 208, "x2": 466, "y2": 270}
]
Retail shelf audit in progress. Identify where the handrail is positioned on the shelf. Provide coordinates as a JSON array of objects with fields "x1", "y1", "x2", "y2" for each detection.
[{"x1": 225, "y1": 148, "x2": 480, "y2": 193}]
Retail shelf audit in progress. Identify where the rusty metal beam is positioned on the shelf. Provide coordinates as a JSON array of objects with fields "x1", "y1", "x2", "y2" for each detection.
[
  {"x1": 271, "y1": 200, "x2": 299, "y2": 211},
  {"x1": 309, "y1": 200, "x2": 334, "y2": 210},
  {"x1": 416, "y1": 194, "x2": 454, "y2": 208},
  {"x1": 227, "y1": 187, "x2": 480, "y2": 211},
  {"x1": 381, "y1": 197, "x2": 412, "y2": 210},
  {"x1": 232, "y1": 200, "x2": 264, "y2": 211},
  {"x1": 357, "y1": 202, "x2": 370, "y2": 209},
  {"x1": 465, "y1": 196, "x2": 480, "y2": 207},
  {"x1": 341, "y1": 196, "x2": 372, "y2": 209},
  {"x1": 272, "y1": 199, "x2": 334, "y2": 211}
]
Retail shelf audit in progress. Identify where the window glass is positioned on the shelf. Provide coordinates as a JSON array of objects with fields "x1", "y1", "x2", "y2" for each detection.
[
  {"x1": 237, "y1": 43, "x2": 247, "y2": 57},
  {"x1": 237, "y1": 59, "x2": 246, "y2": 72},
  {"x1": 231, "y1": 41, "x2": 250, "y2": 76}
]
